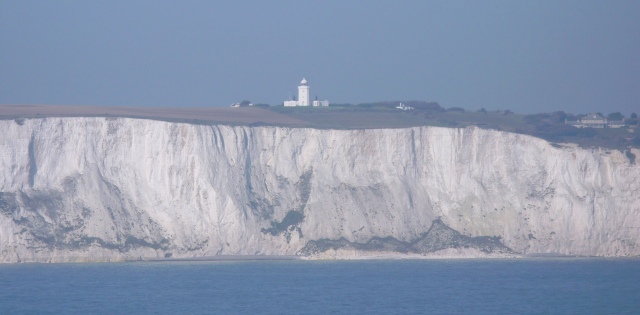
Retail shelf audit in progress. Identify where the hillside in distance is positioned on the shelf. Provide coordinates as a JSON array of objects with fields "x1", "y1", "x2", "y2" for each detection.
[
  {"x1": 269, "y1": 102, "x2": 640, "y2": 150},
  {"x1": 2, "y1": 103, "x2": 637, "y2": 150}
]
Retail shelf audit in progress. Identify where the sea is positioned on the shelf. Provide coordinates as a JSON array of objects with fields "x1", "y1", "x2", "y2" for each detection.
[{"x1": 0, "y1": 258, "x2": 638, "y2": 314}]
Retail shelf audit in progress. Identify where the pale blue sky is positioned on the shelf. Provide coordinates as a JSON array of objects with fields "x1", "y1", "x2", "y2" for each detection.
[{"x1": 1, "y1": 1, "x2": 639, "y2": 114}]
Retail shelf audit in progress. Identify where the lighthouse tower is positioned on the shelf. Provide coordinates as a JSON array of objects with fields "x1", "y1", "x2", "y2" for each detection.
[
  {"x1": 284, "y1": 77, "x2": 328, "y2": 107},
  {"x1": 297, "y1": 78, "x2": 310, "y2": 106}
]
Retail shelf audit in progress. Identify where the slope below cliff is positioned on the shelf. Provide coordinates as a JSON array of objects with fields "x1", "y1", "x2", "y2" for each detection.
[{"x1": 0, "y1": 117, "x2": 638, "y2": 262}]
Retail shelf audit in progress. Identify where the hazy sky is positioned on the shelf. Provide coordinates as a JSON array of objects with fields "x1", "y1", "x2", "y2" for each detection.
[{"x1": 1, "y1": 1, "x2": 639, "y2": 114}]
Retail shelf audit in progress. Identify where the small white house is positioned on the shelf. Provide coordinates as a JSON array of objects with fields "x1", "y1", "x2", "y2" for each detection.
[
  {"x1": 313, "y1": 99, "x2": 329, "y2": 107},
  {"x1": 230, "y1": 101, "x2": 253, "y2": 108},
  {"x1": 396, "y1": 103, "x2": 414, "y2": 110},
  {"x1": 566, "y1": 113, "x2": 626, "y2": 128},
  {"x1": 607, "y1": 120, "x2": 626, "y2": 128}
]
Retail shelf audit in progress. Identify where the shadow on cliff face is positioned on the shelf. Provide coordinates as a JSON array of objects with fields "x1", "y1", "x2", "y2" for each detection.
[
  {"x1": 299, "y1": 218, "x2": 515, "y2": 256},
  {"x1": 261, "y1": 210, "x2": 304, "y2": 237},
  {"x1": 260, "y1": 170, "x2": 312, "y2": 242}
]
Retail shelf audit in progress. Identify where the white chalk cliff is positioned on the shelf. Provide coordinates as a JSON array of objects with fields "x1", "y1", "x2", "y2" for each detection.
[{"x1": 0, "y1": 117, "x2": 638, "y2": 262}]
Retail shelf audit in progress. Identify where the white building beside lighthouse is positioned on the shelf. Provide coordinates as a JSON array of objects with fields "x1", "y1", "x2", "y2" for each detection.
[{"x1": 284, "y1": 78, "x2": 329, "y2": 107}]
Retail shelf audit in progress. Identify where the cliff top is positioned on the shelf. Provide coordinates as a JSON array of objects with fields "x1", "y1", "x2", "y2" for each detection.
[
  {"x1": 0, "y1": 104, "x2": 310, "y2": 127},
  {"x1": 1, "y1": 103, "x2": 638, "y2": 150}
]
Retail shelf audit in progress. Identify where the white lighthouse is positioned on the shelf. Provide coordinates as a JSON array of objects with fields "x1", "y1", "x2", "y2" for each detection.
[
  {"x1": 297, "y1": 78, "x2": 310, "y2": 106},
  {"x1": 284, "y1": 78, "x2": 328, "y2": 107}
]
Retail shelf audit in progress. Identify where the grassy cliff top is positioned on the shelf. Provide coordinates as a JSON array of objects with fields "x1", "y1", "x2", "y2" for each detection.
[{"x1": 1, "y1": 103, "x2": 638, "y2": 150}]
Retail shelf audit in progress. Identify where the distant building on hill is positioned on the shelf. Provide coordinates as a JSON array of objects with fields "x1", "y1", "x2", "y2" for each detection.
[
  {"x1": 231, "y1": 100, "x2": 253, "y2": 108},
  {"x1": 313, "y1": 98, "x2": 329, "y2": 107},
  {"x1": 396, "y1": 103, "x2": 414, "y2": 110},
  {"x1": 607, "y1": 120, "x2": 626, "y2": 128},
  {"x1": 284, "y1": 78, "x2": 329, "y2": 107},
  {"x1": 565, "y1": 113, "x2": 625, "y2": 128}
]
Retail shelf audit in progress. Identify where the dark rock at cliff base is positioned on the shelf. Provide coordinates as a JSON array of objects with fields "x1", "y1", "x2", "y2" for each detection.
[{"x1": 299, "y1": 218, "x2": 515, "y2": 256}]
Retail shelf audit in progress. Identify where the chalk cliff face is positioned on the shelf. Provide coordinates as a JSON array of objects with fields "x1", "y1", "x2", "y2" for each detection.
[{"x1": 0, "y1": 117, "x2": 638, "y2": 262}]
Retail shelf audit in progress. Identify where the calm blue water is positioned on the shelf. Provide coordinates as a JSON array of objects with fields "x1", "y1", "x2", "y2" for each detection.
[{"x1": 0, "y1": 258, "x2": 638, "y2": 314}]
